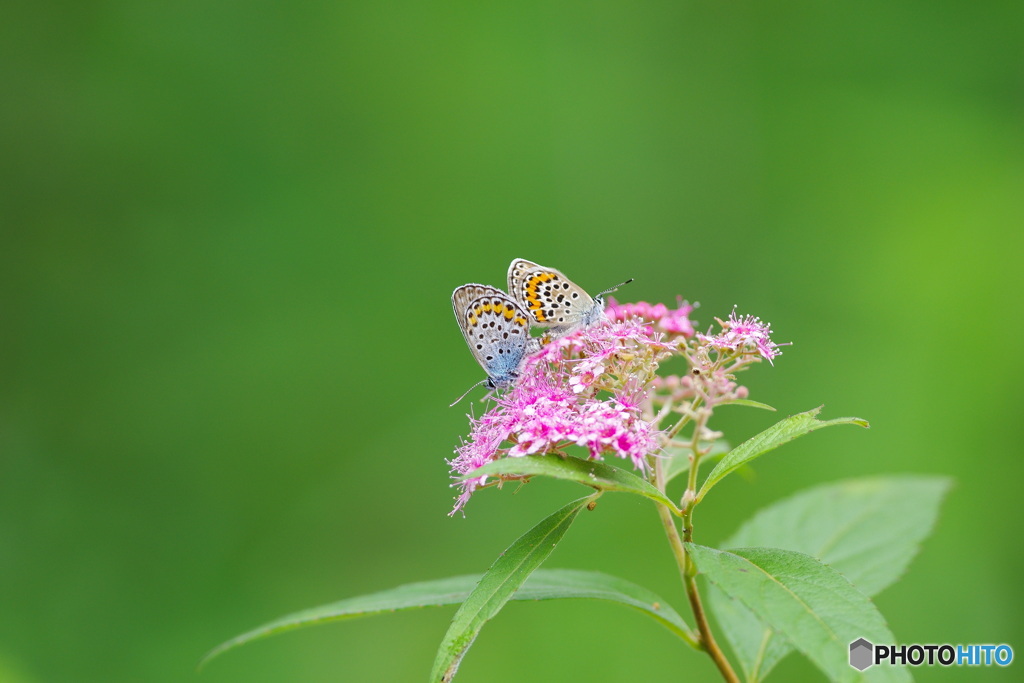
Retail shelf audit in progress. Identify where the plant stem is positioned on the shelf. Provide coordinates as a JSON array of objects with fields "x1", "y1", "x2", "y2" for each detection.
[
  {"x1": 683, "y1": 553, "x2": 737, "y2": 683},
  {"x1": 654, "y1": 413, "x2": 739, "y2": 683}
]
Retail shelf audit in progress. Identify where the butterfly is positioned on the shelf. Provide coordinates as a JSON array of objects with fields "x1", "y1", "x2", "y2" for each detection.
[
  {"x1": 451, "y1": 284, "x2": 537, "y2": 405},
  {"x1": 507, "y1": 258, "x2": 633, "y2": 337}
]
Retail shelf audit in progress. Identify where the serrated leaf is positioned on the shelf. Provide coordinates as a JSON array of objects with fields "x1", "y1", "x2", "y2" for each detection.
[
  {"x1": 708, "y1": 476, "x2": 950, "y2": 681},
  {"x1": 696, "y1": 407, "x2": 868, "y2": 502},
  {"x1": 688, "y1": 545, "x2": 910, "y2": 683},
  {"x1": 200, "y1": 568, "x2": 694, "y2": 669},
  {"x1": 430, "y1": 496, "x2": 593, "y2": 682},
  {"x1": 464, "y1": 454, "x2": 680, "y2": 514}
]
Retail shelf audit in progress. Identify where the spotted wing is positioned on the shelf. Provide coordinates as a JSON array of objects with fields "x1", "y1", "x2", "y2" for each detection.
[
  {"x1": 507, "y1": 258, "x2": 598, "y2": 328},
  {"x1": 452, "y1": 284, "x2": 531, "y2": 388}
]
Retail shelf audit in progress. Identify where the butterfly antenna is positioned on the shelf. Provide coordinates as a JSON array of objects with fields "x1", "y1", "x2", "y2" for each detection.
[
  {"x1": 450, "y1": 378, "x2": 489, "y2": 407},
  {"x1": 597, "y1": 277, "x2": 634, "y2": 299}
]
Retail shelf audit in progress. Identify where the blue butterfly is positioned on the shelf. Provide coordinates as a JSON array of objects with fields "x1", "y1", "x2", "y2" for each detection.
[{"x1": 451, "y1": 284, "x2": 536, "y2": 404}]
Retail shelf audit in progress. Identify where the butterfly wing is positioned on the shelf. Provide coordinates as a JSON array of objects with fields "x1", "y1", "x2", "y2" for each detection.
[
  {"x1": 507, "y1": 258, "x2": 600, "y2": 329},
  {"x1": 452, "y1": 284, "x2": 531, "y2": 388}
]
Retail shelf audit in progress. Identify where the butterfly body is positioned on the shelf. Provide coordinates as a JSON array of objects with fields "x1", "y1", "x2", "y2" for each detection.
[{"x1": 452, "y1": 284, "x2": 532, "y2": 390}]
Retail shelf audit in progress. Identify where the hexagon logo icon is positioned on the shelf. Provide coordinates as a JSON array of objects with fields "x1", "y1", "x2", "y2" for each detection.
[{"x1": 850, "y1": 638, "x2": 874, "y2": 671}]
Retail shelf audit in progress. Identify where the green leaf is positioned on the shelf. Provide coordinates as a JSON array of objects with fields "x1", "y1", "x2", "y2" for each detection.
[
  {"x1": 687, "y1": 545, "x2": 910, "y2": 683},
  {"x1": 663, "y1": 440, "x2": 730, "y2": 485},
  {"x1": 200, "y1": 574, "x2": 487, "y2": 669},
  {"x1": 726, "y1": 475, "x2": 951, "y2": 594},
  {"x1": 708, "y1": 475, "x2": 951, "y2": 681},
  {"x1": 430, "y1": 496, "x2": 593, "y2": 682},
  {"x1": 718, "y1": 398, "x2": 777, "y2": 411},
  {"x1": 504, "y1": 569, "x2": 697, "y2": 646},
  {"x1": 696, "y1": 407, "x2": 868, "y2": 502},
  {"x1": 200, "y1": 568, "x2": 695, "y2": 669},
  {"x1": 464, "y1": 454, "x2": 680, "y2": 514}
]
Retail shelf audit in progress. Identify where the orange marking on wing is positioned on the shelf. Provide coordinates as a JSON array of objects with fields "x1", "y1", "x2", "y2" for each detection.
[
  {"x1": 525, "y1": 274, "x2": 556, "y2": 321},
  {"x1": 468, "y1": 315, "x2": 478, "y2": 326},
  {"x1": 503, "y1": 306, "x2": 515, "y2": 320}
]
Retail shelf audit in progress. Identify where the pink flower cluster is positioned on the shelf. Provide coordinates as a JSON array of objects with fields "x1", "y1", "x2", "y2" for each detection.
[
  {"x1": 605, "y1": 297, "x2": 695, "y2": 336},
  {"x1": 449, "y1": 318, "x2": 665, "y2": 514},
  {"x1": 649, "y1": 368, "x2": 751, "y2": 407},
  {"x1": 698, "y1": 308, "x2": 785, "y2": 365}
]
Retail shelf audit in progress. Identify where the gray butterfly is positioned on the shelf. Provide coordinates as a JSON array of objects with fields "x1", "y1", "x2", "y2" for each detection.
[{"x1": 507, "y1": 258, "x2": 632, "y2": 337}]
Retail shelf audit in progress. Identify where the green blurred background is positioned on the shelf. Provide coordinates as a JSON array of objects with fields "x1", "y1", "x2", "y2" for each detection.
[{"x1": 2, "y1": 1, "x2": 1021, "y2": 681}]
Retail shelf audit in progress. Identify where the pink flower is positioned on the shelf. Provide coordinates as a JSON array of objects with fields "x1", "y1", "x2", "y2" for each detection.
[
  {"x1": 698, "y1": 308, "x2": 785, "y2": 365},
  {"x1": 567, "y1": 358, "x2": 606, "y2": 395},
  {"x1": 574, "y1": 398, "x2": 659, "y2": 471},
  {"x1": 605, "y1": 296, "x2": 695, "y2": 337}
]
